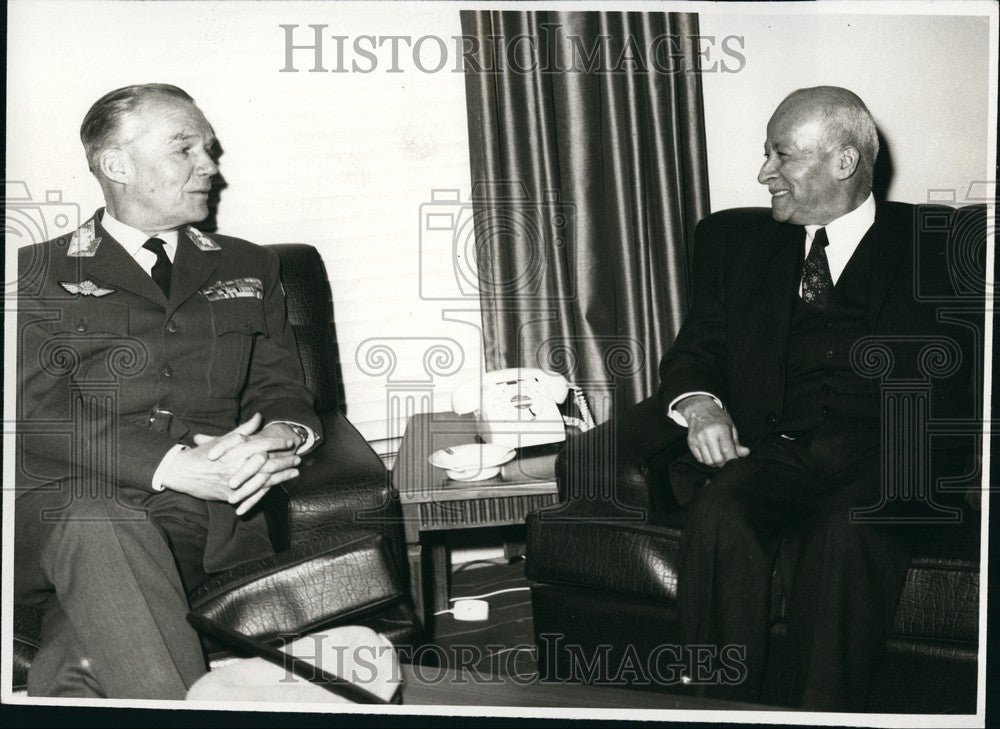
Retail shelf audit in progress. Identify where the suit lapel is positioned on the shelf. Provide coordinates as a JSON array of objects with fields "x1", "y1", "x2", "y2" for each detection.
[
  {"x1": 865, "y1": 205, "x2": 905, "y2": 331},
  {"x1": 167, "y1": 230, "x2": 220, "y2": 316},
  {"x1": 764, "y1": 223, "x2": 806, "y2": 366},
  {"x1": 82, "y1": 220, "x2": 165, "y2": 304}
]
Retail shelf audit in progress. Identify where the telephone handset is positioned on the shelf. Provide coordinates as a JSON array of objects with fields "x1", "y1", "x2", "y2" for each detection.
[{"x1": 451, "y1": 367, "x2": 594, "y2": 449}]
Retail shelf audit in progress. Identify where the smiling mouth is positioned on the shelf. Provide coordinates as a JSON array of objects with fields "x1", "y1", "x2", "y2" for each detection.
[{"x1": 770, "y1": 190, "x2": 790, "y2": 198}]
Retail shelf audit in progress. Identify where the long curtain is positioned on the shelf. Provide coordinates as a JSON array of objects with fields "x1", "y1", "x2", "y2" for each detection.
[{"x1": 460, "y1": 10, "x2": 710, "y2": 423}]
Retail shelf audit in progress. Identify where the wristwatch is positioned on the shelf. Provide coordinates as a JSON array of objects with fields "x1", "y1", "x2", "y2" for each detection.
[{"x1": 284, "y1": 422, "x2": 310, "y2": 449}]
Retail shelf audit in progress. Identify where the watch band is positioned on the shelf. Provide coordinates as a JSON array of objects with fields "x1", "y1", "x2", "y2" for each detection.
[{"x1": 285, "y1": 422, "x2": 310, "y2": 447}]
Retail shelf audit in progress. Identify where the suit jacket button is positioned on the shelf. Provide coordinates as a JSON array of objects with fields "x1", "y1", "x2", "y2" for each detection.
[
  {"x1": 161, "y1": 365, "x2": 173, "y2": 378},
  {"x1": 766, "y1": 414, "x2": 778, "y2": 425},
  {"x1": 75, "y1": 321, "x2": 87, "y2": 333},
  {"x1": 821, "y1": 405, "x2": 832, "y2": 416},
  {"x1": 166, "y1": 320, "x2": 177, "y2": 333}
]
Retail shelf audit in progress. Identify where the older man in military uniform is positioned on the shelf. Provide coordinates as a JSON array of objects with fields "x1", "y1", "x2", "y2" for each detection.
[{"x1": 16, "y1": 84, "x2": 322, "y2": 698}]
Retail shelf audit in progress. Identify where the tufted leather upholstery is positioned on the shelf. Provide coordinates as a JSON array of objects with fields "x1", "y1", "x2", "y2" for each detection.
[
  {"x1": 526, "y1": 207, "x2": 983, "y2": 713},
  {"x1": 13, "y1": 243, "x2": 420, "y2": 692}
]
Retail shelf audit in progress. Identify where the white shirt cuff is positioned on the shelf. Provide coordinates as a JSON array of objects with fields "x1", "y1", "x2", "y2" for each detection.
[
  {"x1": 268, "y1": 420, "x2": 318, "y2": 454},
  {"x1": 151, "y1": 443, "x2": 190, "y2": 491},
  {"x1": 667, "y1": 392, "x2": 724, "y2": 428}
]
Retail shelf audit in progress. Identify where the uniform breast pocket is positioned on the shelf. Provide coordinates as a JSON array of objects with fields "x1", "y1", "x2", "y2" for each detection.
[
  {"x1": 48, "y1": 301, "x2": 136, "y2": 381},
  {"x1": 208, "y1": 299, "x2": 269, "y2": 398}
]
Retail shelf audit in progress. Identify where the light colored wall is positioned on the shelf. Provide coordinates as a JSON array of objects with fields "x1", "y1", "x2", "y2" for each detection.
[{"x1": 700, "y1": 11, "x2": 994, "y2": 211}]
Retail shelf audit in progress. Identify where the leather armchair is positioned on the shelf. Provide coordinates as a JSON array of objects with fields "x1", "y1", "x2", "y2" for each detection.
[
  {"x1": 13, "y1": 243, "x2": 421, "y2": 690},
  {"x1": 525, "y1": 207, "x2": 983, "y2": 713}
]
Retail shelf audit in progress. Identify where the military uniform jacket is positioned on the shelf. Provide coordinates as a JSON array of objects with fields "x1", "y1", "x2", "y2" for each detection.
[{"x1": 17, "y1": 210, "x2": 322, "y2": 567}]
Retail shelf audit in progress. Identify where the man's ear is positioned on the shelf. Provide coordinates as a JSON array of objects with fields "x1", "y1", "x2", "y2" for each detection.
[
  {"x1": 834, "y1": 145, "x2": 861, "y2": 180},
  {"x1": 97, "y1": 148, "x2": 131, "y2": 185}
]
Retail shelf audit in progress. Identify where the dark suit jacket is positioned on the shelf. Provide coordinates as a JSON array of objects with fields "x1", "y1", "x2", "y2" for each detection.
[
  {"x1": 657, "y1": 201, "x2": 982, "y2": 504},
  {"x1": 17, "y1": 209, "x2": 322, "y2": 570}
]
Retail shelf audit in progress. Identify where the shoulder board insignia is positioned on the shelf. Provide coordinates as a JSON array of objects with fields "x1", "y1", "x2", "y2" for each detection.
[
  {"x1": 66, "y1": 217, "x2": 102, "y2": 257},
  {"x1": 185, "y1": 226, "x2": 222, "y2": 251}
]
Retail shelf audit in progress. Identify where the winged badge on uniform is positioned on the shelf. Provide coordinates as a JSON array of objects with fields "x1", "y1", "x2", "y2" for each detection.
[{"x1": 59, "y1": 280, "x2": 115, "y2": 297}]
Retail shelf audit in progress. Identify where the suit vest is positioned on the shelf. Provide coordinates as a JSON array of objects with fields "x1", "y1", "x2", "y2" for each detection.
[{"x1": 776, "y1": 233, "x2": 881, "y2": 434}]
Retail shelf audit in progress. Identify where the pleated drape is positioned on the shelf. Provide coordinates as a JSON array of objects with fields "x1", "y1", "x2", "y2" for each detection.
[{"x1": 461, "y1": 10, "x2": 710, "y2": 422}]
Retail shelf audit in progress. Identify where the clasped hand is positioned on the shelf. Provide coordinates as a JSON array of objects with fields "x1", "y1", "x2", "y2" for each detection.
[
  {"x1": 676, "y1": 395, "x2": 750, "y2": 468},
  {"x1": 160, "y1": 413, "x2": 302, "y2": 515}
]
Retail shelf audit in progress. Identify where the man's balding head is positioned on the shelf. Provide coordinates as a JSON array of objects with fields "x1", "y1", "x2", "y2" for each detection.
[
  {"x1": 758, "y1": 86, "x2": 877, "y2": 225},
  {"x1": 776, "y1": 87, "x2": 879, "y2": 190}
]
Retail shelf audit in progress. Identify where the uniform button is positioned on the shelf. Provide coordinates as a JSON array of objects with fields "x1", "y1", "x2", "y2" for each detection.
[
  {"x1": 824, "y1": 322, "x2": 834, "y2": 331},
  {"x1": 161, "y1": 365, "x2": 173, "y2": 378},
  {"x1": 766, "y1": 414, "x2": 778, "y2": 425},
  {"x1": 825, "y1": 349, "x2": 835, "y2": 359},
  {"x1": 821, "y1": 405, "x2": 831, "y2": 415},
  {"x1": 75, "y1": 321, "x2": 87, "y2": 333},
  {"x1": 166, "y1": 320, "x2": 177, "y2": 333}
]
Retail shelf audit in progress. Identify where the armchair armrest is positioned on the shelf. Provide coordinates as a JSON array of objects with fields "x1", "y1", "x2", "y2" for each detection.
[
  {"x1": 266, "y1": 410, "x2": 396, "y2": 549},
  {"x1": 188, "y1": 531, "x2": 404, "y2": 658},
  {"x1": 556, "y1": 395, "x2": 687, "y2": 512}
]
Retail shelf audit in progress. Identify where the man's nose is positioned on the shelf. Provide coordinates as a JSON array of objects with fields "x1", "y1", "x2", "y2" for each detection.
[
  {"x1": 757, "y1": 157, "x2": 776, "y2": 185},
  {"x1": 196, "y1": 151, "x2": 219, "y2": 177}
]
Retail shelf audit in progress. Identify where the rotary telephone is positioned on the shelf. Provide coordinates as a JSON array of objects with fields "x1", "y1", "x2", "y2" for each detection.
[{"x1": 451, "y1": 367, "x2": 595, "y2": 449}]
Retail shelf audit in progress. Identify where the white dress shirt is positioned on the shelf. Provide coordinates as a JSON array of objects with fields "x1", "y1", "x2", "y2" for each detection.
[
  {"x1": 101, "y1": 210, "x2": 179, "y2": 272},
  {"x1": 667, "y1": 193, "x2": 876, "y2": 428}
]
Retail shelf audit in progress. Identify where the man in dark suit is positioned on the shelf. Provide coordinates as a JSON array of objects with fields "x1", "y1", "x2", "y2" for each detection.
[
  {"x1": 15, "y1": 84, "x2": 322, "y2": 698},
  {"x1": 658, "y1": 86, "x2": 978, "y2": 711}
]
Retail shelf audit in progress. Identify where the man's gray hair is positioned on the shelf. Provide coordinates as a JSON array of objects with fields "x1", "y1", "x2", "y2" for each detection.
[
  {"x1": 80, "y1": 83, "x2": 194, "y2": 174},
  {"x1": 785, "y1": 86, "x2": 880, "y2": 189}
]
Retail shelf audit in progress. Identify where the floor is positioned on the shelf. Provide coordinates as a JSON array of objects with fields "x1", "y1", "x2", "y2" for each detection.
[{"x1": 426, "y1": 556, "x2": 538, "y2": 678}]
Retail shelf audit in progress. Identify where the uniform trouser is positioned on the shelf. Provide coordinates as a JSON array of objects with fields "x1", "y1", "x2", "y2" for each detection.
[
  {"x1": 14, "y1": 479, "x2": 217, "y2": 699},
  {"x1": 676, "y1": 420, "x2": 914, "y2": 712}
]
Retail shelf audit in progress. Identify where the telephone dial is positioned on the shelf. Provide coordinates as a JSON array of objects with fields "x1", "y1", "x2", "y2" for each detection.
[{"x1": 450, "y1": 367, "x2": 595, "y2": 449}]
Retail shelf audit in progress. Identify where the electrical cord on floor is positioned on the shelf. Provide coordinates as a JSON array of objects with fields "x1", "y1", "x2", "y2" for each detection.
[
  {"x1": 432, "y1": 586, "x2": 532, "y2": 618},
  {"x1": 449, "y1": 587, "x2": 530, "y2": 602},
  {"x1": 452, "y1": 553, "x2": 526, "y2": 577},
  {"x1": 451, "y1": 557, "x2": 511, "y2": 577}
]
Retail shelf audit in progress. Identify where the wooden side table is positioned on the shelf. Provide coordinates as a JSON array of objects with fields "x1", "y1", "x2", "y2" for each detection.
[{"x1": 393, "y1": 412, "x2": 559, "y2": 624}]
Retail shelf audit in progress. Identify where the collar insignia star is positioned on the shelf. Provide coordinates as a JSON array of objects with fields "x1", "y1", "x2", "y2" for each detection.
[
  {"x1": 185, "y1": 226, "x2": 221, "y2": 251},
  {"x1": 66, "y1": 217, "x2": 103, "y2": 257}
]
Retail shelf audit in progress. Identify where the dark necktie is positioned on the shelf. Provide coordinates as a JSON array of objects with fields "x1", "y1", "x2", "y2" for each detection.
[
  {"x1": 801, "y1": 227, "x2": 832, "y2": 309},
  {"x1": 143, "y1": 237, "x2": 172, "y2": 297}
]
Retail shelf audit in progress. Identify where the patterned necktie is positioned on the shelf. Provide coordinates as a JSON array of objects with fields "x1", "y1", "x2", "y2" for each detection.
[
  {"x1": 801, "y1": 227, "x2": 832, "y2": 309},
  {"x1": 143, "y1": 237, "x2": 172, "y2": 297}
]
